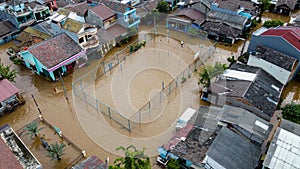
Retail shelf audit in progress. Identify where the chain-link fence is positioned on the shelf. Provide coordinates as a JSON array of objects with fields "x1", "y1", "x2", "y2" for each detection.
[{"x1": 72, "y1": 25, "x2": 215, "y2": 132}]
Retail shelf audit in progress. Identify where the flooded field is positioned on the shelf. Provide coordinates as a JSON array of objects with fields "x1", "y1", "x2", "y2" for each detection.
[{"x1": 0, "y1": 11, "x2": 299, "y2": 168}]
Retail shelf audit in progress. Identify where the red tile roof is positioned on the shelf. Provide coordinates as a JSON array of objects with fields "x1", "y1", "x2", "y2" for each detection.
[
  {"x1": 28, "y1": 33, "x2": 83, "y2": 69},
  {"x1": 0, "y1": 134, "x2": 23, "y2": 169},
  {"x1": 261, "y1": 27, "x2": 300, "y2": 51},
  {"x1": 90, "y1": 4, "x2": 116, "y2": 21},
  {"x1": 107, "y1": 23, "x2": 127, "y2": 38},
  {"x1": 0, "y1": 79, "x2": 19, "y2": 102}
]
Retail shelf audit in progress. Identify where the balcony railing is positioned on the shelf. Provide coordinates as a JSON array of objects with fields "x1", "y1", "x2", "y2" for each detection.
[{"x1": 127, "y1": 16, "x2": 140, "y2": 27}]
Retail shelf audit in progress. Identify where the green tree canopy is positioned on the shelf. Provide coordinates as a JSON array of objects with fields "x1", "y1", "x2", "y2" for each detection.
[
  {"x1": 198, "y1": 62, "x2": 227, "y2": 87},
  {"x1": 258, "y1": 0, "x2": 270, "y2": 16},
  {"x1": 23, "y1": 121, "x2": 45, "y2": 139},
  {"x1": 167, "y1": 158, "x2": 180, "y2": 169},
  {"x1": 0, "y1": 62, "x2": 16, "y2": 82},
  {"x1": 109, "y1": 145, "x2": 151, "y2": 169},
  {"x1": 282, "y1": 102, "x2": 300, "y2": 124},
  {"x1": 156, "y1": 1, "x2": 169, "y2": 13},
  {"x1": 263, "y1": 20, "x2": 284, "y2": 28},
  {"x1": 46, "y1": 142, "x2": 66, "y2": 161}
]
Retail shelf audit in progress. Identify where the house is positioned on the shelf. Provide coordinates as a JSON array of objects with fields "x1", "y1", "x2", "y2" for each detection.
[
  {"x1": 270, "y1": 0, "x2": 297, "y2": 15},
  {"x1": 15, "y1": 26, "x2": 52, "y2": 52},
  {"x1": 202, "y1": 10, "x2": 248, "y2": 44},
  {"x1": 211, "y1": 0, "x2": 256, "y2": 20},
  {"x1": 115, "y1": 0, "x2": 140, "y2": 7},
  {"x1": 86, "y1": 3, "x2": 117, "y2": 29},
  {"x1": 204, "y1": 63, "x2": 284, "y2": 121},
  {"x1": 101, "y1": 0, "x2": 140, "y2": 29},
  {"x1": 203, "y1": 127, "x2": 261, "y2": 169},
  {"x1": 65, "y1": 2, "x2": 94, "y2": 22},
  {"x1": 49, "y1": 10, "x2": 100, "y2": 50},
  {"x1": 0, "y1": 20, "x2": 19, "y2": 45},
  {"x1": 192, "y1": 0, "x2": 213, "y2": 14},
  {"x1": 25, "y1": 1, "x2": 50, "y2": 22},
  {"x1": 0, "y1": 0, "x2": 35, "y2": 29},
  {"x1": 248, "y1": 45, "x2": 298, "y2": 85},
  {"x1": 43, "y1": 0, "x2": 58, "y2": 11},
  {"x1": 263, "y1": 119, "x2": 300, "y2": 169},
  {"x1": 167, "y1": 8, "x2": 205, "y2": 33},
  {"x1": 106, "y1": 23, "x2": 128, "y2": 43},
  {"x1": 221, "y1": 104, "x2": 272, "y2": 146},
  {"x1": 73, "y1": 155, "x2": 107, "y2": 169},
  {"x1": 61, "y1": 18, "x2": 99, "y2": 49},
  {"x1": 247, "y1": 26, "x2": 300, "y2": 75},
  {"x1": 19, "y1": 33, "x2": 87, "y2": 81},
  {"x1": 0, "y1": 78, "x2": 23, "y2": 115},
  {"x1": 0, "y1": 124, "x2": 42, "y2": 168},
  {"x1": 96, "y1": 28, "x2": 115, "y2": 56}
]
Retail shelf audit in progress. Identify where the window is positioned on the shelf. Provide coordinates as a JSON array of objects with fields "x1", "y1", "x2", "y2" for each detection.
[{"x1": 79, "y1": 37, "x2": 84, "y2": 43}]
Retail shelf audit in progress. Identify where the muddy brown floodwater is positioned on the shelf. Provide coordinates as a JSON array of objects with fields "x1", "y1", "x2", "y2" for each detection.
[
  {"x1": 1, "y1": 12, "x2": 299, "y2": 167},
  {"x1": 0, "y1": 42, "x2": 118, "y2": 167}
]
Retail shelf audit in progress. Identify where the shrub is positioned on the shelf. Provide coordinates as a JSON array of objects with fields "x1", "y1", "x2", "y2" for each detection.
[{"x1": 263, "y1": 20, "x2": 284, "y2": 28}]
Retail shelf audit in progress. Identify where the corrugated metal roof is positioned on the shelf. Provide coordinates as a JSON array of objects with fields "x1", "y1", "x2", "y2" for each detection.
[
  {"x1": 261, "y1": 27, "x2": 300, "y2": 51},
  {"x1": 263, "y1": 128, "x2": 300, "y2": 169},
  {"x1": 0, "y1": 79, "x2": 19, "y2": 102}
]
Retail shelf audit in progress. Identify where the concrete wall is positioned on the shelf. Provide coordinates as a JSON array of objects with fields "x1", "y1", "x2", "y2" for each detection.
[
  {"x1": 0, "y1": 11, "x2": 19, "y2": 28},
  {"x1": 86, "y1": 10, "x2": 104, "y2": 28}
]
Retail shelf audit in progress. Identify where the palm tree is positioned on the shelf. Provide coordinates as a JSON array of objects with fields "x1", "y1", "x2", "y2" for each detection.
[
  {"x1": 109, "y1": 145, "x2": 151, "y2": 169},
  {"x1": 46, "y1": 142, "x2": 66, "y2": 161},
  {"x1": 0, "y1": 62, "x2": 17, "y2": 82},
  {"x1": 23, "y1": 121, "x2": 45, "y2": 139}
]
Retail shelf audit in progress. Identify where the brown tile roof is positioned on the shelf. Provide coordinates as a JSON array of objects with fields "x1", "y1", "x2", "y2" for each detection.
[
  {"x1": 106, "y1": 23, "x2": 127, "y2": 38},
  {"x1": 0, "y1": 136, "x2": 23, "y2": 169},
  {"x1": 28, "y1": 33, "x2": 83, "y2": 69},
  {"x1": 276, "y1": 0, "x2": 297, "y2": 10},
  {"x1": 100, "y1": 0, "x2": 131, "y2": 13},
  {"x1": 173, "y1": 8, "x2": 205, "y2": 25},
  {"x1": 90, "y1": 4, "x2": 116, "y2": 21},
  {"x1": 0, "y1": 21, "x2": 17, "y2": 37},
  {"x1": 65, "y1": 2, "x2": 91, "y2": 16},
  {"x1": 62, "y1": 18, "x2": 83, "y2": 33},
  {"x1": 0, "y1": 79, "x2": 19, "y2": 102},
  {"x1": 202, "y1": 21, "x2": 242, "y2": 38}
]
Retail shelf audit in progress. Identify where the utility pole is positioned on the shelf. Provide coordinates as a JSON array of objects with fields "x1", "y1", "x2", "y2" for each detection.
[
  {"x1": 32, "y1": 95, "x2": 42, "y2": 114},
  {"x1": 59, "y1": 72, "x2": 69, "y2": 102}
]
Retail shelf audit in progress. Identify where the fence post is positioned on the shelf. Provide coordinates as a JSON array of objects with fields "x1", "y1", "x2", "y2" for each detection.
[
  {"x1": 160, "y1": 91, "x2": 162, "y2": 103},
  {"x1": 80, "y1": 79, "x2": 83, "y2": 90},
  {"x1": 128, "y1": 120, "x2": 131, "y2": 132},
  {"x1": 96, "y1": 99, "x2": 99, "y2": 112},
  {"x1": 108, "y1": 107, "x2": 111, "y2": 119},
  {"x1": 168, "y1": 83, "x2": 171, "y2": 95}
]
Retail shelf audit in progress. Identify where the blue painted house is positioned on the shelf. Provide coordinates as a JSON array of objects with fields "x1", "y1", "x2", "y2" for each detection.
[
  {"x1": 211, "y1": 0, "x2": 256, "y2": 28},
  {"x1": 0, "y1": 0, "x2": 35, "y2": 29},
  {"x1": 102, "y1": 0, "x2": 140, "y2": 29},
  {"x1": 20, "y1": 33, "x2": 87, "y2": 81},
  {"x1": 0, "y1": 21, "x2": 19, "y2": 45},
  {"x1": 248, "y1": 26, "x2": 300, "y2": 77}
]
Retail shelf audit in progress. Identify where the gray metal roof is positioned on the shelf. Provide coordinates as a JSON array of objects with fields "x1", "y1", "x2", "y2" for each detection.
[
  {"x1": 206, "y1": 127, "x2": 261, "y2": 169},
  {"x1": 280, "y1": 119, "x2": 300, "y2": 137},
  {"x1": 206, "y1": 10, "x2": 248, "y2": 30},
  {"x1": 253, "y1": 45, "x2": 297, "y2": 71},
  {"x1": 221, "y1": 105, "x2": 273, "y2": 142},
  {"x1": 263, "y1": 127, "x2": 300, "y2": 169}
]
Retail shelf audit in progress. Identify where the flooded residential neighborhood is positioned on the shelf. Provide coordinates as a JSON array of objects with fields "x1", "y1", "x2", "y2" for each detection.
[{"x1": 0, "y1": 0, "x2": 300, "y2": 169}]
